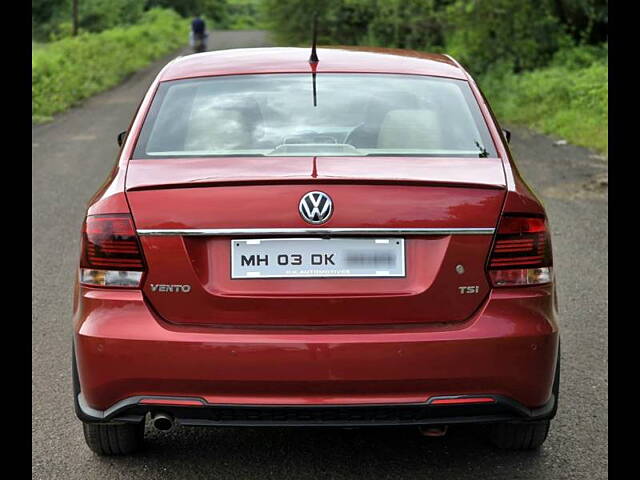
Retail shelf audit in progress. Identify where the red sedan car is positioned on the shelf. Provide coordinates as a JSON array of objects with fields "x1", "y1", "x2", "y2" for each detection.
[{"x1": 72, "y1": 47, "x2": 560, "y2": 455}]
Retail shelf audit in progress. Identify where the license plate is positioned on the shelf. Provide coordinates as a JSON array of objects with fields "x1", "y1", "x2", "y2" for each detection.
[{"x1": 231, "y1": 238, "x2": 405, "y2": 279}]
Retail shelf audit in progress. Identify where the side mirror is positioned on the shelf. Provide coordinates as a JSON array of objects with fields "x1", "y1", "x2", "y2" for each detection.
[
  {"x1": 502, "y1": 128, "x2": 511, "y2": 144},
  {"x1": 117, "y1": 130, "x2": 127, "y2": 147}
]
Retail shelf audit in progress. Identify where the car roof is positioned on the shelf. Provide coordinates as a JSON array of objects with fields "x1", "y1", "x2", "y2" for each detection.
[{"x1": 158, "y1": 47, "x2": 468, "y2": 82}]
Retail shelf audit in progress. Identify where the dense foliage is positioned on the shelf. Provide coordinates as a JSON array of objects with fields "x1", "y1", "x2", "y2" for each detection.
[
  {"x1": 225, "y1": 0, "x2": 265, "y2": 29},
  {"x1": 33, "y1": 0, "x2": 148, "y2": 41},
  {"x1": 442, "y1": 0, "x2": 566, "y2": 75},
  {"x1": 76, "y1": 0, "x2": 146, "y2": 33},
  {"x1": 32, "y1": 0, "x2": 70, "y2": 40},
  {"x1": 144, "y1": 0, "x2": 265, "y2": 29},
  {"x1": 261, "y1": 0, "x2": 606, "y2": 75},
  {"x1": 32, "y1": 0, "x2": 251, "y2": 40},
  {"x1": 145, "y1": 0, "x2": 229, "y2": 26},
  {"x1": 482, "y1": 45, "x2": 608, "y2": 153},
  {"x1": 32, "y1": 9, "x2": 185, "y2": 123}
]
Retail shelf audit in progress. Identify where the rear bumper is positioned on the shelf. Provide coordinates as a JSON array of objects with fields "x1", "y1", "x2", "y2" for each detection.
[{"x1": 73, "y1": 285, "x2": 559, "y2": 419}]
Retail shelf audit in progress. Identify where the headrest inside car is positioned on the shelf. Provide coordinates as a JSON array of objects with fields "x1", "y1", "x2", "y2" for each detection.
[{"x1": 377, "y1": 109, "x2": 444, "y2": 150}]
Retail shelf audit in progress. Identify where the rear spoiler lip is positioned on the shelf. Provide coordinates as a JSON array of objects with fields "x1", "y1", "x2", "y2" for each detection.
[{"x1": 126, "y1": 177, "x2": 506, "y2": 192}]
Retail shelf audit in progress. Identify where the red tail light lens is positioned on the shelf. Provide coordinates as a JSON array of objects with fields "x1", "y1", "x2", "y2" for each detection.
[
  {"x1": 488, "y1": 215, "x2": 552, "y2": 287},
  {"x1": 80, "y1": 214, "x2": 145, "y2": 287},
  {"x1": 81, "y1": 215, "x2": 144, "y2": 270}
]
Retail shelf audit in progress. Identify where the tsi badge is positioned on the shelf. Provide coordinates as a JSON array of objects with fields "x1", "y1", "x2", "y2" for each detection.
[
  {"x1": 458, "y1": 286, "x2": 479, "y2": 294},
  {"x1": 151, "y1": 284, "x2": 192, "y2": 293}
]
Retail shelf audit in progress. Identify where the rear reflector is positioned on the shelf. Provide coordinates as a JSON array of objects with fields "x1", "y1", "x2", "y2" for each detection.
[
  {"x1": 80, "y1": 214, "x2": 145, "y2": 287},
  {"x1": 488, "y1": 215, "x2": 552, "y2": 287},
  {"x1": 139, "y1": 398, "x2": 204, "y2": 407},
  {"x1": 430, "y1": 397, "x2": 496, "y2": 405}
]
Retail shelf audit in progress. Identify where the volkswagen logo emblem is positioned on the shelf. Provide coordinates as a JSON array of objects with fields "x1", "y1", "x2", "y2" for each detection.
[{"x1": 299, "y1": 191, "x2": 333, "y2": 224}]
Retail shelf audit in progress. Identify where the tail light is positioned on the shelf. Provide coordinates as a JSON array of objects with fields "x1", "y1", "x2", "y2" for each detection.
[
  {"x1": 80, "y1": 214, "x2": 145, "y2": 287},
  {"x1": 488, "y1": 215, "x2": 552, "y2": 287}
]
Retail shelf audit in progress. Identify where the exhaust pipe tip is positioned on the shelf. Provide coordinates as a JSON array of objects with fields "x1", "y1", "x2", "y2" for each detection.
[{"x1": 151, "y1": 412, "x2": 175, "y2": 432}]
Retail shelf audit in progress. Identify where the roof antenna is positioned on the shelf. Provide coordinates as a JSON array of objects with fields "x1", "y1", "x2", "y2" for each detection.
[
  {"x1": 309, "y1": 12, "x2": 319, "y2": 63},
  {"x1": 309, "y1": 13, "x2": 319, "y2": 107}
]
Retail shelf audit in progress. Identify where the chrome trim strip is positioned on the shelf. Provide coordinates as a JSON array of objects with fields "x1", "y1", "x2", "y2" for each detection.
[{"x1": 137, "y1": 227, "x2": 495, "y2": 237}]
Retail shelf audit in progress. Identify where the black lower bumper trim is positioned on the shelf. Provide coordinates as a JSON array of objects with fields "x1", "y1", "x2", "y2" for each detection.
[{"x1": 75, "y1": 392, "x2": 556, "y2": 427}]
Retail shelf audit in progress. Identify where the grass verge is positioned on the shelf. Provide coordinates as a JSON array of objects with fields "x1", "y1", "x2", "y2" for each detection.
[
  {"x1": 480, "y1": 48, "x2": 608, "y2": 155},
  {"x1": 32, "y1": 8, "x2": 186, "y2": 124}
]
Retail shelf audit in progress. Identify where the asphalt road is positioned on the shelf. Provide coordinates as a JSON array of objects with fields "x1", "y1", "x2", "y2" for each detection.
[{"x1": 32, "y1": 30, "x2": 608, "y2": 479}]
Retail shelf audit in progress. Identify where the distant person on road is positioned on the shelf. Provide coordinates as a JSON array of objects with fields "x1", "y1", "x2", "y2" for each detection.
[{"x1": 190, "y1": 14, "x2": 208, "y2": 53}]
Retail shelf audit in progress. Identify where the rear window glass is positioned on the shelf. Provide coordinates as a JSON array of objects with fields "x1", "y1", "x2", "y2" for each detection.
[{"x1": 133, "y1": 73, "x2": 497, "y2": 158}]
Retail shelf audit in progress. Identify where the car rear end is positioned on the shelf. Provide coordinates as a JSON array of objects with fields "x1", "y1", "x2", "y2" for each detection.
[{"x1": 73, "y1": 52, "x2": 559, "y2": 454}]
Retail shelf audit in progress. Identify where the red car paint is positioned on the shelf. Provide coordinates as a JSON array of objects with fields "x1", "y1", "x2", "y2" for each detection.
[{"x1": 73, "y1": 48, "x2": 558, "y2": 416}]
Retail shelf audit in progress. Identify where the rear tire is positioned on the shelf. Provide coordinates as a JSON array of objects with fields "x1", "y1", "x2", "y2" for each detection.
[
  {"x1": 489, "y1": 338, "x2": 559, "y2": 450},
  {"x1": 82, "y1": 421, "x2": 144, "y2": 455},
  {"x1": 488, "y1": 420, "x2": 550, "y2": 450}
]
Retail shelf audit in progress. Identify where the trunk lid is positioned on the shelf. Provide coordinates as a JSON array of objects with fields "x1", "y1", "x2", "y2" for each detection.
[{"x1": 126, "y1": 156, "x2": 506, "y2": 326}]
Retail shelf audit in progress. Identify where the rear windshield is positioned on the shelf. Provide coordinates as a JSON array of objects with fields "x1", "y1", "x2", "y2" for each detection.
[{"x1": 133, "y1": 73, "x2": 497, "y2": 158}]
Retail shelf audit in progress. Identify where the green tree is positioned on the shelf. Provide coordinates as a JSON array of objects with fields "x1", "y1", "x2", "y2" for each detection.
[
  {"x1": 365, "y1": 0, "x2": 453, "y2": 50},
  {"x1": 551, "y1": 0, "x2": 608, "y2": 44},
  {"x1": 33, "y1": 0, "x2": 148, "y2": 39},
  {"x1": 260, "y1": 0, "x2": 336, "y2": 44},
  {"x1": 145, "y1": 0, "x2": 230, "y2": 26},
  {"x1": 261, "y1": 0, "x2": 457, "y2": 49},
  {"x1": 226, "y1": 0, "x2": 265, "y2": 29},
  {"x1": 442, "y1": 0, "x2": 569, "y2": 74},
  {"x1": 261, "y1": 0, "x2": 607, "y2": 75},
  {"x1": 32, "y1": 0, "x2": 69, "y2": 40},
  {"x1": 78, "y1": 0, "x2": 146, "y2": 32},
  {"x1": 32, "y1": 0, "x2": 68, "y2": 25}
]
